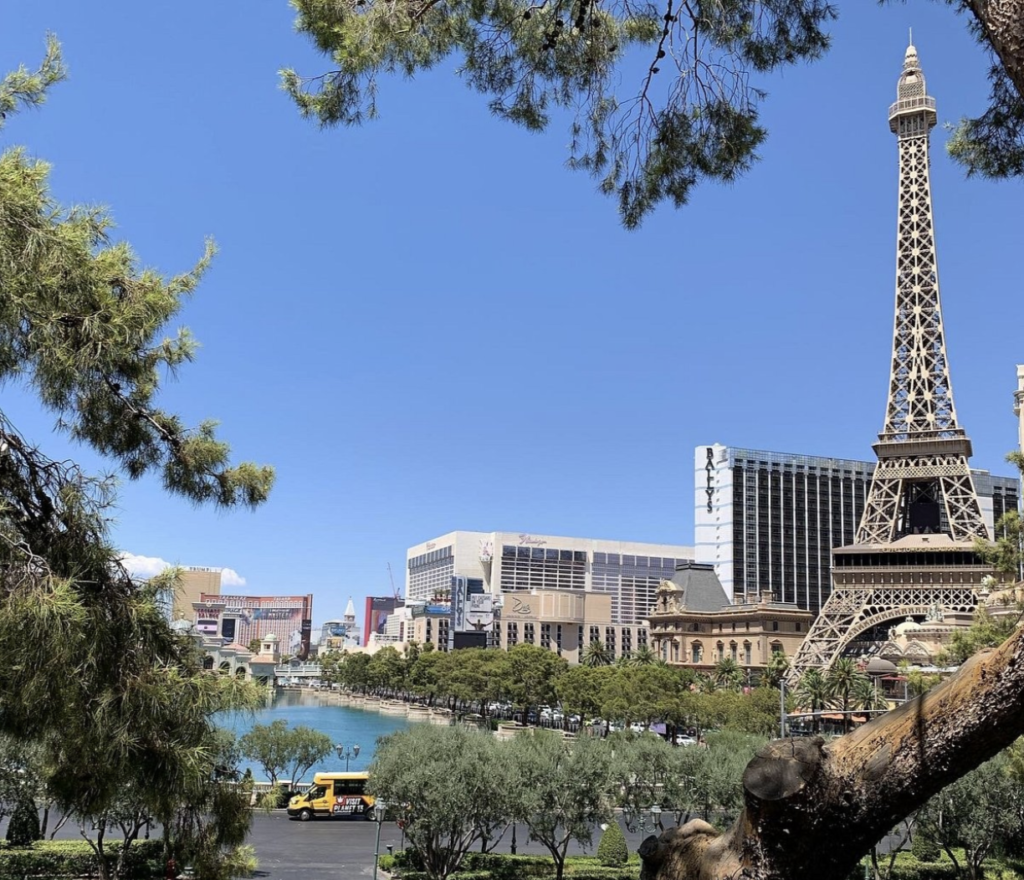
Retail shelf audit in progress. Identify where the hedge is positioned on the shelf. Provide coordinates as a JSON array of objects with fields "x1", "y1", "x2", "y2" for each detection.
[
  {"x1": 388, "y1": 852, "x2": 640, "y2": 880},
  {"x1": 0, "y1": 838, "x2": 163, "y2": 878}
]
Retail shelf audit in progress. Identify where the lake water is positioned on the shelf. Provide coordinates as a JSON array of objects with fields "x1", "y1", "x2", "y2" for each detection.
[{"x1": 218, "y1": 690, "x2": 414, "y2": 780}]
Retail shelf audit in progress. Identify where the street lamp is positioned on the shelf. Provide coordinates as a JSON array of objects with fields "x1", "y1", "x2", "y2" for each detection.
[
  {"x1": 336, "y1": 743, "x2": 360, "y2": 772},
  {"x1": 372, "y1": 799, "x2": 388, "y2": 880},
  {"x1": 649, "y1": 804, "x2": 662, "y2": 831}
]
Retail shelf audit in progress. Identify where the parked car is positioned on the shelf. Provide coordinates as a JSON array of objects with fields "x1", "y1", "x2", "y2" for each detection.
[{"x1": 674, "y1": 735, "x2": 698, "y2": 746}]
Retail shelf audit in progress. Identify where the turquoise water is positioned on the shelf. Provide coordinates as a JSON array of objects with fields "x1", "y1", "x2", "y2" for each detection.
[{"x1": 218, "y1": 690, "x2": 413, "y2": 780}]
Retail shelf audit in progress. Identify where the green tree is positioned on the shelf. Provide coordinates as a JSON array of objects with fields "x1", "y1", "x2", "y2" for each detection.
[
  {"x1": 610, "y1": 732, "x2": 675, "y2": 831},
  {"x1": 941, "y1": 606, "x2": 1019, "y2": 666},
  {"x1": 238, "y1": 721, "x2": 332, "y2": 789},
  {"x1": 762, "y1": 652, "x2": 791, "y2": 689},
  {"x1": 597, "y1": 820, "x2": 629, "y2": 867},
  {"x1": 628, "y1": 644, "x2": 659, "y2": 667},
  {"x1": 581, "y1": 639, "x2": 613, "y2": 667},
  {"x1": 795, "y1": 668, "x2": 829, "y2": 733},
  {"x1": 713, "y1": 657, "x2": 745, "y2": 691},
  {"x1": 283, "y1": 727, "x2": 334, "y2": 787},
  {"x1": 238, "y1": 720, "x2": 293, "y2": 787},
  {"x1": 555, "y1": 665, "x2": 615, "y2": 726},
  {"x1": 283, "y1": 0, "x2": 1024, "y2": 227},
  {"x1": 368, "y1": 645, "x2": 407, "y2": 695},
  {"x1": 916, "y1": 753, "x2": 1023, "y2": 880},
  {"x1": 0, "y1": 39, "x2": 273, "y2": 850},
  {"x1": 500, "y1": 644, "x2": 567, "y2": 723},
  {"x1": 510, "y1": 730, "x2": 615, "y2": 880},
  {"x1": 825, "y1": 659, "x2": 867, "y2": 733},
  {"x1": 369, "y1": 725, "x2": 517, "y2": 880}
]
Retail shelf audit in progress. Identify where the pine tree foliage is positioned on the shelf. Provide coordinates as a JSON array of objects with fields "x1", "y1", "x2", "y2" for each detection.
[
  {"x1": 282, "y1": 0, "x2": 835, "y2": 228},
  {"x1": 0, "y1": 39, "x2": 272, "y2": 825},
  {"x1": 283, "y1": 0, "x2": 1024, "y2": 227}
]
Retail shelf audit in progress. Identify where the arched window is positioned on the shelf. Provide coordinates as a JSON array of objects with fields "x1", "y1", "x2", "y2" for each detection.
[
  {"x1": 770, "y1": 641, "x2": 784, "y2": 656},
  {"x1": 743, "y1": 642, "x2": 752, "y2": 665},
  {"x1": 716, "y1": 641, "x2": 724, "y2": 661},
  {"x1": 218, "y1": 660, "x2": 231, "y2": 675},
  {"x1": 691, "y1": 641, "x2": 703, "y2": 664},
  {"x1": 730, "y1": 642, "x2": 738, "y2": 662}
]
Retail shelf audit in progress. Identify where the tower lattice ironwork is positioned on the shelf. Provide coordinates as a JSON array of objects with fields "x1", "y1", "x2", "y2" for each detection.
[{"x1": 790, "y1": 42, "x2": 993, "y2": 678}]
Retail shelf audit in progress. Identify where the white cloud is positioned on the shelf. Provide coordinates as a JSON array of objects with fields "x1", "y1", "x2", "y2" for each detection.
[
  {"x1": 220, "y1": 568, "x2": 247, "y2": 587},
  {"x1": 118, "y1": 554, "x2": 246, "y2": 587},
  {"x1": 120, "y1": 552, "x2": 175, "y2": 579}
]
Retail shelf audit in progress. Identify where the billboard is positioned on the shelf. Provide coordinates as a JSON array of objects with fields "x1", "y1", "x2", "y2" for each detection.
[
  {"x1": 209, "y1": 594, "x2": 313, "y2": 659},
  {"x1": 364, "y1": 596, "x2": 400, "y2": 646}
]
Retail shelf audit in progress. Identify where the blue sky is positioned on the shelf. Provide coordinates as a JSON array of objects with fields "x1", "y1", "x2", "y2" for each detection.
[{"x1": 3, "y1": 2, "x2": 1021, "y2": 626}]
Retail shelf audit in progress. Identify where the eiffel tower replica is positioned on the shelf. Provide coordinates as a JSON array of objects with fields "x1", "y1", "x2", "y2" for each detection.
[{"x1": 790, "y1": 40, "x2": 995, "y2": 677}]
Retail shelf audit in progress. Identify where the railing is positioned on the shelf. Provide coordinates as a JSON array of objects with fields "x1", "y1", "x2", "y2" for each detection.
[{"x1": 888, "y1": 95, "x2": 936, "y2": 117}]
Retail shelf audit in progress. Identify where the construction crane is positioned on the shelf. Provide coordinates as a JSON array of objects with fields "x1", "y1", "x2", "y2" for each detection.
[{"x1": 387, "y1": 562, "x2": 403, "y2": 603}]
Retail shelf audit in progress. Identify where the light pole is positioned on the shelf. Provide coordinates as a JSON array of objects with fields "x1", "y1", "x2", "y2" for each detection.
[
  {"x1": 780, "y1": 677, "x2": 787, "y2": 738},
  {"x1": 372, "y1": 799, "x2": 388, "y2": 880},
  {"x1": 650, "y1": 803, "x2": 662, "y2": 832},
  {"x1": 336, "y1": 743, "x2": 360, "y2": 772}
]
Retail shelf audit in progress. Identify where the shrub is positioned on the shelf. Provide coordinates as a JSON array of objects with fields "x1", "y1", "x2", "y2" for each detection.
[
  {"x1": 911, "y1": 832, "x2": 942, "y2": 863},
  {"x1": 0, "y1": 838, "x2": 163, "y2": 878},
  {"x1": 5, "y1": 800, "x2": 41, "y2": 846},
  {"x1": 461, "y1": 853, "x2": 554, "y2": 878},
  {"x1": 597, "y1": 824, "x2": 628, "y2": 868}
]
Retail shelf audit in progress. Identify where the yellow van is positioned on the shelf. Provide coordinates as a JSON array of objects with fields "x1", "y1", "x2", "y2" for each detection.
[{"x1": 287, "y1": 772, "x2": 376, "y2": 821}]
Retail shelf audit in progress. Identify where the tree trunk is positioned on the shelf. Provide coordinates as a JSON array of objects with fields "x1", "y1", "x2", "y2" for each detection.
[
  {"x1": 639, "y1": 623, "x2": 1024, "y2": 880},
  {"x1": 966, "y1": 0, "x2": 1024, "y2": 97}
]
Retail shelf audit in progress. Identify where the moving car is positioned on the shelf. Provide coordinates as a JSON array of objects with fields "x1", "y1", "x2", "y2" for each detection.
[{"x1": 287, "y1": 772, "x2": 375, "y2": 821}]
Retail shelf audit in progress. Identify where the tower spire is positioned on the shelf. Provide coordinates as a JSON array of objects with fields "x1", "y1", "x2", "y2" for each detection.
[{"x1": 855, "y1": 41, "x2": 987, "y2": 545}]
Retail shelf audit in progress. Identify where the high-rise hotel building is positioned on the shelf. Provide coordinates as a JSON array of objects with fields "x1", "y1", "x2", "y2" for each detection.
[
  {"x1": 695, "y1": 444, "x2": 1019, "y2": 616},
  {"x1": 406, "y1": 531, "x2": 693, "y2": 626}
]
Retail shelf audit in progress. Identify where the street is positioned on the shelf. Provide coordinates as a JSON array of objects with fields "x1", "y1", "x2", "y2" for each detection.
[{"x1": 247, "y1": 812, "x2": 657, "y2": 879}]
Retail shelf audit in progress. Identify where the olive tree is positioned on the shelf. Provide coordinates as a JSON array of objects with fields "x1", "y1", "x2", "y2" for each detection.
[
  {"x1": 368, "y1": 725, "x2": 519, "y2": 880},
  {"x1": 509, "y1": 730, "x2": 615, "y2": 880}
]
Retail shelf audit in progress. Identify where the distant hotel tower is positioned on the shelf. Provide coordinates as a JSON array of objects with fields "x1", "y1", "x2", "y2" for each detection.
[{"x1": 694, "y1": 445, "x2": 1017, "y2": 618}]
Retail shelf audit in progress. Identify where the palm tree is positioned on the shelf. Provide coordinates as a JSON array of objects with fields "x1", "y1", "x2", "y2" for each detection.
[
  {"x1": 762, "y1": 652, "x2": 791, "y2": 689},
  {"x1": 695, "y1": 673, "x2": 718, "y2": 694},
  {"x1": 581, "y1": 639, "x2": 612, "y2": 668},
  {"x1": 825, "y1": 658, "x2": 868, "y2": 733},
  {"x1": 794, "y1": 668, "x2": 829, "y2": 733},
  {"x1": 713, "y1": 657, "x2": 744, "y2": 691},
  {"x1": 629, "y1": 645, "x2": 658, "y2": 667},
  {"x1": 853, "y1": 676, "x2": 889, "y2": 714}
]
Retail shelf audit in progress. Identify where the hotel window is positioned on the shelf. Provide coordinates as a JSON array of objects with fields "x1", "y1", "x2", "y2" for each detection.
[
  {"x1": 730, "y1": 642, "x2": 738, "y2": 662},
  {"x1": 772, "y1": 621, "x2": 779, "y2": 632},
  {"x1": 507, "y1": 622, "x2": 518, "y2": 646},
  {"x1": 524, "y1": 623, "x2": 535, "y2": 645},
  {"x1": 541, "y1": 624, "x2": 552, "y2": 649},
  {"x1": 638, "y1": 628, "x2": 648, "y2": 646},
  {"x1": 590, "y1": 625, "x2": 601, "y2": 643},
  {"x1": 771, "y1": 641, "x2": 784, "y2": 655},
  {"x1": 744, "y1": 642, "x2": 752, "y2": 665},
  {"x1": 605, "y1": 627, "x2": 616, "y2": 655},
  {"x1": 672, "y1": 641, "x2": 680, "y2": 663},
  {"x1": 691, "y1": 642, "x2": 703, "y2": 664},
  {"x1": 716, "y1": 641, "x2": 724, "y2": 661},
  {"x1": 556, "y1": 624, "x2": 563, "y2": 654}
]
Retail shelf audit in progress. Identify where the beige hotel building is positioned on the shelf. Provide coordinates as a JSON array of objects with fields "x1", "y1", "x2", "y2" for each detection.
[{"x1": 403, "y1": 531, "x2": 694, "y2": 664}]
